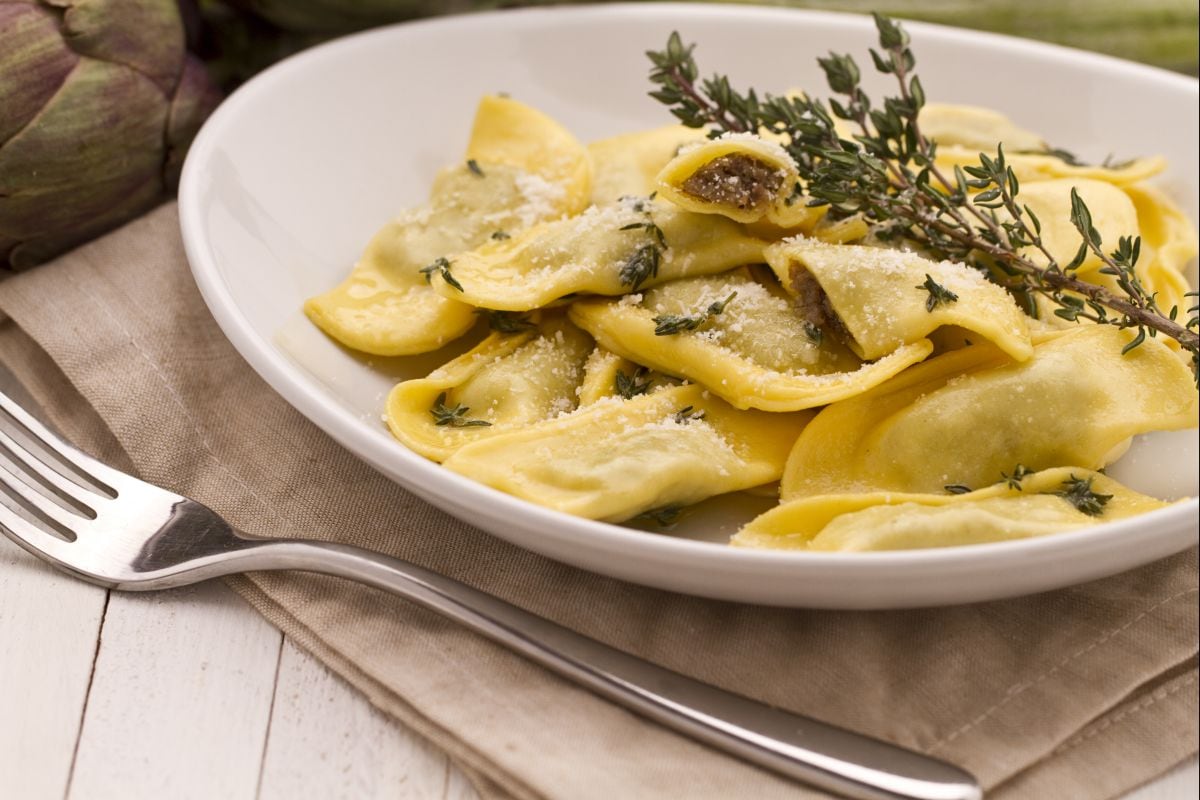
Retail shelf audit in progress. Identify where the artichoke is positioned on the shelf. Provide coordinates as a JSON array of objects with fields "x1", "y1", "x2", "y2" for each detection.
[{"x1": 0, "y1": 0, "x2": 221, "y2": 270}]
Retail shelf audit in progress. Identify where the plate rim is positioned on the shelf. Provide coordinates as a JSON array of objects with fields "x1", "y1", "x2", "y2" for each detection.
[{"x1": 178, "y1": 1, "x2": 1200, "y2": 607}]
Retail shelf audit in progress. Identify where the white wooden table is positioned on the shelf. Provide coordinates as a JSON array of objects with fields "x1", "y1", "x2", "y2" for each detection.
[
  {"x1": 0, "y1": 365, "x2": 1195, "y2": 799},
  {"x1": 3, "y1": 538, "x2": 1197, "y2": 799}
]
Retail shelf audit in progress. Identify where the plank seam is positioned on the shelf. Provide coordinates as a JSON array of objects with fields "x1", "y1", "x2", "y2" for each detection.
[
  {"x1": 254, "y1": 633, "x2": 287, "y2": 800},
  {"x1": 62, "y1": 589, "x2": 111, "y2": 800}
]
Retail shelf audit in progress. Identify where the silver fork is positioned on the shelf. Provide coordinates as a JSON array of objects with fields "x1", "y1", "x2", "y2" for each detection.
[{"x1": 0, "y1": 389, "x2": 979, "y2": 800}]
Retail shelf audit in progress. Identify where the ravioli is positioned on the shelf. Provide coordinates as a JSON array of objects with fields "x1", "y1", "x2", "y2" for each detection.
[
  {"x1": 442, "y1": 383, "x2": 813, "y2": 522},
  {"x1": 1007, "y1": 179, "x2": 1192, "y2": 333},
  {"x1": 920, "y1": 102, "x2": 1164, "y2": 185},
  {"x1": 304, "y1": 95, "x2": 591, "y2": 356},
  {"x1": 655, "y1": 134, "x2": 823, "y2": 231},
  {"x1": 1122, "y1": 184, "x2": 1198, "y2": 319},
  {"x1": 464, "y1": 95, "x2": 593, "y2": 213},
  {"x1": 588, "y1": 125, "x2": 707, "y2": 205},
  {"x1": 781, "y1": 326, "x2": 1200, "y2": 499},
  {"x1": 918, "y1": 103, "x2": 1045, "y2": 152},
  {"x1": 576, "y1": 348, "x2": 673, "y2": 405},
  {"x1": 385, "y1": 315, "x2": 594, "y2": 462},
  {"x1": 1006, "y1": 178, "x2": 1139, "y2": 276},
  {"x1": 425, "y1": 198, "x2": 767, "y2": 310},
  {"x1": 765, "y1": 238, "x2": 1033, "y2": 362},
  {"x1": 313, "y1": 92, "x2": 1198, "y2": 548},
  {"x1": 735, "y1": 468, "x2": 1170, "y2": 551},
  {"x1": 936, "y1": 148, "x2": 1164, "y2": 187},
  {"x1": 568, "y1": 270, "x2": 933, "y2": 412}
]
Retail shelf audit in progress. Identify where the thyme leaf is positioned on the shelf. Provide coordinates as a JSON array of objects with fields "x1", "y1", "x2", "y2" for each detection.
[
  {"x1": 490, "y1": 230, "x2": 511, "y2": 241},
  {"x1": 618, "y1": 197, "x2": 667, "y2": 290},
  {"x1": 944, "y1": 484, "x2": 973, "y2": 495},
  {"x1": 653, "y1": 291, "x2": 737, "y2": 335},
  {"x1": 478, "y1": 309, "x2": 535, "y2": 334},
  {"x1": 1034, "y1": 146, "x2": 1087, "y2": 167},
  {"x1": 1055, "y1": 474, "x2": 1112, "y2": 517},
  {"x1": 635, "y1": 504, "x2": 685, "y2": 528},
  {"x1": 619, "y1": 220, "x2": 668, "y2": 249},
  {"x1": 466, "y1": 158, "x2": 485, "y2": 177},
  {"x1": 1001, "y1": 464, "x2": 1033, "y2": 490},
  {"x1": 419, "y1": 257, "x2": 463, "y2": 292},
  {"x1": 615, "y1": 366, "x2": 653, "y2": 399},
  {"x1": 430, "y1": 392, "x2": 491, "y2": 428},
  {"x1": 619, "y1": 243, "x2": 661, "y2": 290},
  {"x1": 917, "y1": 274, "x2": 959, "y2": 312}
]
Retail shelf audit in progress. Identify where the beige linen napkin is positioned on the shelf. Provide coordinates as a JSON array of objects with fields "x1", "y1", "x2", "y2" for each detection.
[{"x1": 0, "y1": 203, "x2": 1196, "y2": 799}]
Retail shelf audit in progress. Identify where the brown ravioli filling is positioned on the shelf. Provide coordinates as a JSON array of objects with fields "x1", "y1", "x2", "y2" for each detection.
[
  {"x1": 789, "y1": 264, "x2": 849, "y2": 342},
  {"x1": 680, "y1": 155, "x2": 783, "y2": 210}
]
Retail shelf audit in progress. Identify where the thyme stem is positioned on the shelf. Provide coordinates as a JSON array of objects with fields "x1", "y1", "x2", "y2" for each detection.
[{"x1": 645, "y1": 17, "x2": 1200, "y2": 380}]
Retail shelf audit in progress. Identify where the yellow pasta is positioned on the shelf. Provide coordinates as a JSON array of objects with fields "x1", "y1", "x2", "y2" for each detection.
[
  {"x1": 587, "y1": 124, "x2": 707, "y2": 205},
  {"x1": 424, "y1": 198, "x2": 767, "y2": 310},
  {"x1": 735, "y1": 468, "x2": 1171, "y2": 551},
  {"x1": 1122, "y1": 184, "x2": 1198, "y2": 319},
  {"x1": 918, "y1": 103, "x2": 1045, "y2": 152},
  {"x1": 936, "y1": 148, "x2": 1165, "y2": 187},
  {"x1": 1008, "y1": 179, "x2": 1139, "y2": 276},
  {"x1": 569, "y1": 270, "x2": 932, "y2": 412},
  {"x1": 306, "y1": 91, "x2": 1197, "y2": 551},
  {"x1": 764, "y1": 237, "x2": 1034, "y2": 362},
  {"x1": 575, "y1": 348, "x2": 674, "y2": 406},
  {"x1": 304, "y1": 95, "x2": 591, "y2": 356},
  {"x1": 443, "y1": 384, "x2": 813, "y2": 522},
  {"x1": 781, "y1": 326, "x2": 1199, "y2": 499},
  {"x1": 921, "y1": 102, "x2": 1165, "y2": 185},
  {"x1": 385, "y1": 314, "x2": 594, "y2": 462},
  {"x1": 655, "y1": 134, "x2": 823, "y2": 230}
]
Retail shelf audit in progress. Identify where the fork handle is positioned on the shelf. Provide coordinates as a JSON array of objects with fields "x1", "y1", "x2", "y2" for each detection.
[{"x1": 235, "y1": 538, "x2": 978, "y2": 800}]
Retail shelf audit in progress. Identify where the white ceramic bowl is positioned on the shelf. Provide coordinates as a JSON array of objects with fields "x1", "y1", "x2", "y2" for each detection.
[{"x1": 179, "y1": 2, "x2": 1199, "y2": 608}]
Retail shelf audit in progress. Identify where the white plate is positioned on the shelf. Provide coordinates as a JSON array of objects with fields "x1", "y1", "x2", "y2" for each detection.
[{"x1": 178, "y1": 2, "x2": 1199, "y2": 608}]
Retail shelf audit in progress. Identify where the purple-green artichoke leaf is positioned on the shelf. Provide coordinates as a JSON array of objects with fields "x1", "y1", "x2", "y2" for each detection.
[
  {"x1": 0, "y1": 0, "x2": 222, "y2": 270},
  {"x1": 58, "y1": 0, "x2": 186, "y2": 96},
  {"x1": 0, "y1": 3, "x2": 80, "y2": 143}
]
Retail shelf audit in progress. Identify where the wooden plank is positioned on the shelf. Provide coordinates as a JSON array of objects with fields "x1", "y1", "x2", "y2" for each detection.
[
  {"x1": 66, "y1": 582, "x2": 282, "y2": 800},
  {"x1": 0, "y1": 364, "x2": 104, "y2": 800},
  {"x1": 1124, "y1": 760, "x2": 1198, "y2": 800},
  {"x1": 0, "y1": 536, "x2": 107, "y2": 800},
  {"x1": 258, "y1": 639, "x2": 480, "y2": 800}
]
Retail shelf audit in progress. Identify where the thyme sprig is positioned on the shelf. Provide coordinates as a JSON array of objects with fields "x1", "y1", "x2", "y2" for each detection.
[
  {"x1": 429, "y1": 392, "x2": 491, "y2": 428},
  {"x1": 646, "y1": 19, "x2": 1199, "y2": 381},
  {"x1": 653, "y1": 291, "x2": 737, "y2": 335},
  {"x1": 1056, "y1": 474, "x2": 1112, "y2": 517},
  {"x1": 618, "y1": 196, "x2": 667, "y2": 290}
]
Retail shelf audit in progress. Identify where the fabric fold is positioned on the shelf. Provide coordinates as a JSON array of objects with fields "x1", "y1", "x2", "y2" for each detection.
[{"x1": 0, "y1": 203, "x2": 1194, "y2": 800}]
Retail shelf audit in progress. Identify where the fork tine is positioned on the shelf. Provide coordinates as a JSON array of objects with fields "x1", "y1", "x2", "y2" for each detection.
[
  {"x1": 0, "y1": 424, "x2": 103, "y2": 511},
  {"x1": 0, "y1": 456, "x2": 89, "y2": 533},
  {"x1": 0, "y1": 499, "x2": 76, "y2": 562},
  {"x1": 0, "y1": 390, "x2": 120, "y2": 496}
]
